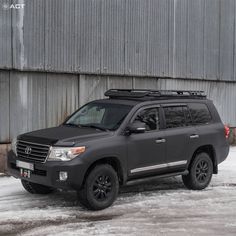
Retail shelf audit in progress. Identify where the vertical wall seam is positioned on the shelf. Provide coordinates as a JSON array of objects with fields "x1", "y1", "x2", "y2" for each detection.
[
  {"x1": 233, "y1": 0, "x2": 236, "y2": 81},
  {"x1": 123, "y1": 0, "x2": 127, "y2": 76},
  {"x1": 186, "y1": 0, "x2": 189, "y2": 78},
  {"x1": 203, "y1": 0, "x2": 206, "y2": 79},
  {"x1": 45, "y1": 72, "x2": 48, "y2": 127},
  {"x1": 218, "y1": 0, "x2": 221, "y2": 80},
  {"x1": 43, "y1": 0, "x2": 46, "y2": 71},
  {"x1": 8, "y1": 71, "x2": 11, "y2": 141}
]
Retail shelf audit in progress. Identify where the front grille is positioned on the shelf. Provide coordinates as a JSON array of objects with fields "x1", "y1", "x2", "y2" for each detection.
[{"x1": 16, "y1": 140, "x2": 50, "y2": 163}]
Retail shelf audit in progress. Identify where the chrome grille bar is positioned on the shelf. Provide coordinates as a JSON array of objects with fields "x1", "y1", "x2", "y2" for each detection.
[{"x1": 16, "y1": 140, "x2": 50, "y2": 163}]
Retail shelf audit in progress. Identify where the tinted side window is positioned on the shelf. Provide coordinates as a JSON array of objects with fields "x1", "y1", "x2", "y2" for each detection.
[
  {"x1": 164, "y1": 106, "x2": 189, "y2": 129},
  {"x1": 188, "y1": 103, "x2": 212, "y2": 125},
  {"x1": 133, "y1": 108, "x2": 159, "y2": 131}
]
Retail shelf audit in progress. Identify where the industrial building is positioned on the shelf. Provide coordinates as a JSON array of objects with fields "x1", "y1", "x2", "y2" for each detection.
[{"x1": 0, "y1": 0, "x2": 236, "y2": 170}]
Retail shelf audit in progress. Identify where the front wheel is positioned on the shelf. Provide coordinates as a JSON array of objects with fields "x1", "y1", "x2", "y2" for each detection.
[
  {"x1": 77, "y1": 164, "x2": 119, "y2": 210},
  {"x1": 182, "y1": 152, "x2": 213, "y2": 190},
  {"x1": 21, "y1": 180, "x2": 54, "y2": 194}
]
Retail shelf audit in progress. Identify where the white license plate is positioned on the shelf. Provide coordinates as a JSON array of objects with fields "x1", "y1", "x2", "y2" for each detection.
[{"x1": 16, "y1": 160, "x2": 34, "y2": 171}]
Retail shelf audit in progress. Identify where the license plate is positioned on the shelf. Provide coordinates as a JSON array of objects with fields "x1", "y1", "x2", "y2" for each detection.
[
  {"x1": 16, "y1": 160, "x2": 34, "y2": 171},
  {"x1": 20, "y1": 169, "x2": 31, "y2": 178}
]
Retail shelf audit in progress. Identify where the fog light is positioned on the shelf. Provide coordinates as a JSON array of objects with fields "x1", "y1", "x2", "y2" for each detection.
[{"x1": 59, "y1": 171, "x2": 68, "y2": 181}]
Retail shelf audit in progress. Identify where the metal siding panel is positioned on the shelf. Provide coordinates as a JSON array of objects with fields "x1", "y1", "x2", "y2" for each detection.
[
  {"x1": 1, "y1": 0, "x2": 236, "y2": 83},
  {"x1": 46, "y1": 74, "x2": 79, "y2": 127},
  {"x1": 219, "y1": 0, "x2": 235, "y2": 81},
  {"x1": 168, "y1": 0, "x2": 174, "y2": 77},
  {"x1": 23, "y1": 0, "x2": 45, "y2": 70},
  {"x1": 79, "y1": 75, "x2": 107, "y2": 106},
  {"x1": 107, "y1": 76, "x2": 132, "y2": 89},
  {"x1": 9, "y1": 72, "x2": 47, "y2": 139},
  {"x1": 45, "y1": 0, "x2": 75, "y2": 72},
  {"x1": 0, "y1": 71, "x2": 10, "y2": 142},
  {"x1": 147, "y1": 0, "x2": 169, "y2": 77},
  {"x1": 12, "y1": 0, "x2": 26, "y2": 69},
  {"x1": 101, "y1": 0, "x2": 125, "y2": 74},
  {"x1": 133, "y1": 77, "x2": 158, "y2": 89},
  {"x1": 204, "y1": 0, "x2": 220, "y2": 80},
  {"x1": 158, "y1": 78, "x2": 236, "y2": 126},
  {"x1": 75, "y1": 0, "x2": 102, "y2": 73},
  {"x1": 125, "y1": 0, "x2": 148, "y2": 76},
  {"x1": 234, "y1": 0, "x2": 236, "y2": 81},
  {"x1": 187, "y1": 0, "x2": 204, "y2": 79},
  {"x1": 170, "y1": 0, "x2": 188, "y2": 78},
  {"x1": 0, "y1": 0, "x2": 12, "y2": 69}
]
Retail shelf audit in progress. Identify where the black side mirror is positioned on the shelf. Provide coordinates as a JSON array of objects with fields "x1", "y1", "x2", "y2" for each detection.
[{"x1": 126, "y1": 122, "x2": 146, "y2": 135}]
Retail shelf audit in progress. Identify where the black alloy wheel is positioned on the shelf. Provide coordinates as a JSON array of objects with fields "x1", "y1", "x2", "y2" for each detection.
[
  {"x1": 93, "y1": 174, "x2": 112, "y2": 201},
  {"x1": 77, "y1": 164, "x2": 119, "y2": 210},
  {"x1": 182, "y1": 152, "x2": 213, "y2": 190},
  {"x1": 195, "y1": 159, "x2": 209, "y2": 183}
]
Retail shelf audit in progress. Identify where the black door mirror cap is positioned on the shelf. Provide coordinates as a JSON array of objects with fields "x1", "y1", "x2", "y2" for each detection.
[{"x1": 126, "y1": 122, "x2": 146, "y2": 134}]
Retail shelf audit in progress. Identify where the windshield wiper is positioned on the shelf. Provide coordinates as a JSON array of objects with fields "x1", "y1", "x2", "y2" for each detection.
[{"x1": 80, "y1": 125, "x2": 109, "y2": 131}]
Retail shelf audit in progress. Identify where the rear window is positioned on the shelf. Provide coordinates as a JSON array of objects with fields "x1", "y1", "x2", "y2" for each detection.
[{"x1": 188, "y1": 103, "x2": 212, "y2": 125}]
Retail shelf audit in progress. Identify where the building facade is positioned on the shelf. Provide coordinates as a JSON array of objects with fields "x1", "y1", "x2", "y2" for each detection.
[{"x1": 1, "y1": 0, "x2": 236, "y2": 169}]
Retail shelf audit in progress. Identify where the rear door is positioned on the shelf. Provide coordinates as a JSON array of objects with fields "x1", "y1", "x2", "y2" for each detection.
[{"x1": 161, "y1": 104, "x2": 198, "y2": 171}]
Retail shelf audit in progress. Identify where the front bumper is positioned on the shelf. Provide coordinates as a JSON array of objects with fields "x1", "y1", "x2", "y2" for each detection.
[{"x1": 7, "y1": 151, "x2": 87, "y2": 190}]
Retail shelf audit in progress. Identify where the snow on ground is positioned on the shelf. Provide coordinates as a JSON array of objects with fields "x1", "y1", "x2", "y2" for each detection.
[{"x1": 0, "y1": 148, "x2": 236, "y2": 236}]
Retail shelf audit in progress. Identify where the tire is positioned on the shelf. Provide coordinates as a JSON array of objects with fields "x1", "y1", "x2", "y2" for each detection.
[
  {"x1": 182, "y1": 152, "x2": 213, "y2": 190},
  {"x1": 21, "y1": 180, "x2": 54, "y2": 194},
  {"x1": 77, "y1": 164, "x2": 119, "y2": 211}
]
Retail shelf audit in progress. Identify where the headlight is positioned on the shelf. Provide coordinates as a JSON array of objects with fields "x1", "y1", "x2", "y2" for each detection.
[
  {"x1": 11, "y1": 138, "x2": 17, "y2": 155},
  {"x1": 47, "y1": 146, "x2": 86, "y2": 161}
]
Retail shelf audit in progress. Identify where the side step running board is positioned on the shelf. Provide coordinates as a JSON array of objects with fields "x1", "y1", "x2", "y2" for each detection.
[{"x1": 126, "y1": 170, "x2": 189, "y2": 186}]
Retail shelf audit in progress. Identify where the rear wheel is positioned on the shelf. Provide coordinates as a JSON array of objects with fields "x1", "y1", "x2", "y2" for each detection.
[
  {"x1": 182, "y1": 152, "x2": 213, "y2": 190},
  {"x1": 21, "y1": 180, "x2": 54, "y2": 194},
  {"x1": 77, "y1": 164, "x2": 119, "y2": 210}
]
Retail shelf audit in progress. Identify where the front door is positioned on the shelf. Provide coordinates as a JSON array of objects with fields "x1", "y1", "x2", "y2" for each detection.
[{"x1": 126, "y1": 106, "x2": 166, "y2": 177}]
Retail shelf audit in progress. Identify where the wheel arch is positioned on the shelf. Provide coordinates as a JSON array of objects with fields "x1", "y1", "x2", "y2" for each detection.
[
  {"x1": 189, "y1": 145, "x2": 218, "y2": 174},
  {"x1": 82, "y1": 156, "x2": 126, "y2": 187}
]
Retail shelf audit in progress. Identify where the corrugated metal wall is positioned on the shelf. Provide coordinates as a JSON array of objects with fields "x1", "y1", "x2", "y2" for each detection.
[
  {"x1": 0, "y1": 71, "x2": 10, "y2": 143},
  {"x1": 0, "y1": 71, "x2": 79, "y2": 142},
  {"x1": 1, "y1": 71, "x2": 236, "y2": 143},
  {"x1": 0, "y1": 0, "x2": 12, "y2": 69},
  {"x1": 1, "y1": 0, "x2": 236, "y2": 81},
  {"x1": 79, "y1": 75, "x2": 236, "y2": 126}
]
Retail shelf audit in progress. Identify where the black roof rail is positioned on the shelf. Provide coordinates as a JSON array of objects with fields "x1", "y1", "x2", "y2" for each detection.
[{"x1": 104, "y1": 89, "x2": 207, "y2": 100}]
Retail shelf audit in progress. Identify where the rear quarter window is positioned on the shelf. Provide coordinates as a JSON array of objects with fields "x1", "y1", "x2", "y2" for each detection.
[{"x1": 188, "y1": 103, "x2": 212, "y2": 125}]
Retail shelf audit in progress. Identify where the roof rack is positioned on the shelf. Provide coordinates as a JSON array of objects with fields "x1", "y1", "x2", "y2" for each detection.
[{"x1": 104, "y1": 89, "x2": 206, "y2": 100}]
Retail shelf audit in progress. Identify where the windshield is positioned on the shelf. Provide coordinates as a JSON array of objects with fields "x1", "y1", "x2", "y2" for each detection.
[{"x1": 65, "y1": 102, "x2": 132, "y2": 131}]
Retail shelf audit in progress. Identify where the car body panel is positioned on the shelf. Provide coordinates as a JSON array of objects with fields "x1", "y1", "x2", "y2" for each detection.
[{"x1": 7, "y1": 96, "x2": 230, "y2": 190}]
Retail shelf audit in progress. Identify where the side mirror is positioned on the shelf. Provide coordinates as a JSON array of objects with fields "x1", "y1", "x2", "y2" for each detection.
[{"x1": 126, "y1": 122, "x2": 146, "y2": 135}]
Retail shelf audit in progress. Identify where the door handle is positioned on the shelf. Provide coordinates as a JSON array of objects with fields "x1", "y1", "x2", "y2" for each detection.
[
  {"x1": 155, "y1": 138, "x2": 166, "y2": 144},
  {"x1": 190, "y1": 134, "x2": 199, "y2": 139}
]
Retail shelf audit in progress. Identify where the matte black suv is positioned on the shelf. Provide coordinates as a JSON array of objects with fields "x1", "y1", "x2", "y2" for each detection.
[{"x1": 7, "y1": 89, "x2": 230, "y2": 210}]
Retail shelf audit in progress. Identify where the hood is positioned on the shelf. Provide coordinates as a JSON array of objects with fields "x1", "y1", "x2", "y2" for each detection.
[{"x1": 18, "y1": 126, "x2": 113, "y2": 146}]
